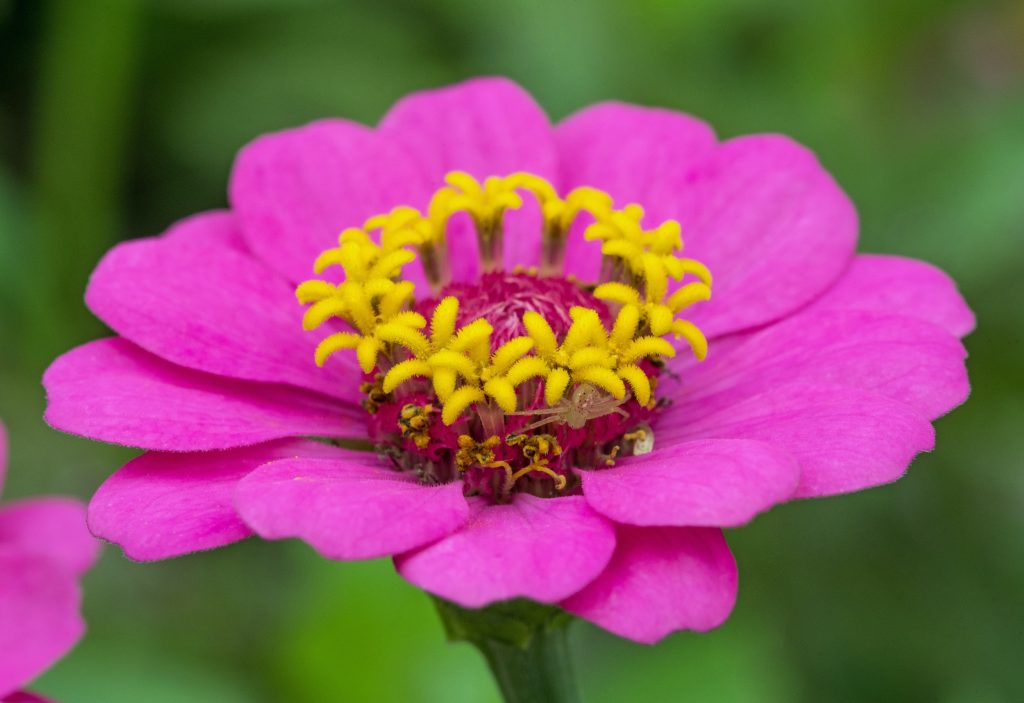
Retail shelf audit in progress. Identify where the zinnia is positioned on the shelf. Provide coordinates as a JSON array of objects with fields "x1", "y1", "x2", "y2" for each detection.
[
  {"x1": 0, "y1": 422, "x2": 99, "y2": 702},
  {"x1": 45, "y1": 78, "x2": 972, "y2": 645}
]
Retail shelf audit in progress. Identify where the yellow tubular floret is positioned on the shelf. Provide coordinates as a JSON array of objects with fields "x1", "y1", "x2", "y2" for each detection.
[
  {"x1": 505, "y1": 357, "x2": 549, "y2": 386},
  {"x1": 642, "y1": 254, "x2": 669, "y2": 302},
  {"x1": 342, "y1": 284, "x2": 375, "y2": 333},
  {"x1": 574, "y1": 366, "x2": 626, "y2": 399},
  {"x1": 356, "y1": 337, "x2": 382, "y2": 374},
  {"x1": 671, "y1": 320, "x2": 709, "y2": 361},
  {"x1": 483, "y1": 378, "x2": 518, "y2": 413},
  {"x1": 315, "y1": 333, "x2": 361, "y2": 367},
  {"x1": 490, "y1": 337, "x2": 535, "y2": 375},
  {"x1": 647, "y1": 305, "x2": 674, "y2": 337},
  {"x1": 313, "y1": 248, "x2": 347, "y2": 274},
  {"x1": 428, "y1": 349, "x2": 479, "y2": 380},
  {"x1": 449, "y1": 319, "x2": 493, "y2": 353},
  {"x1": 433, "y1": 368, "x2": 458, "y2": 401},
  {"x1": 648, "y1": 221, "x2": 683, "y2": 254},
  {"x1": 523, "y1": 312, "x2": 558, "y2": 357},
  {"x1": 593, "y1": 282, "x2": 641, "y2": 307},
  {"x1": 375, "y1": 323, "x2": 430, "y2": 358},
  {"x1": 302, "y1": 298, "x2": 348, "y2": 331},
  {"x1": 296, "y1": 280, "x2": 336, "y2": 304},
  {"x1": 622, "y1": 336, "x2": 677, "y2": 363},
  {"x1": 430, "y1": 297, "x2": 460, "y2": 348},
  {"x1": 676, "y1": 258, "x2": 713, "y2": 286},
  {"x1": 610, "y1": 305, "x2": 641, "y2": 348},
  {"x1": 442, "y1": 386, "x2": 487, "y2": 425},
  {"x1": 568, "y1": 347, "x2": 614, "y2": 370},
  {"x1": 562, "y1": 308, "x2": 604, "y2": 352},
  {"x1": 297, "y1": 171, "x2": 714, "y2": 428},
  {"x1": 544, "y1": 368, "x2": 571, "y2": 406},
  {"x1": 387, "y1": 311, "x2": 427, "y2": 329},
  {"x1": 383, "y1": 359, "x2": 433, "y2": 393},
  {"x1": 363, "y1": 278, "x2": 397, "y2": 300},
  {"x1": 617, "y1": 364, "x2": 652, "y2": 406},
  {"x1": 667, "y1": 282, "x2": 712, "y2": 312},
  {"x1": 370, "y1": 249, "x2": 416, "y2": 279}
]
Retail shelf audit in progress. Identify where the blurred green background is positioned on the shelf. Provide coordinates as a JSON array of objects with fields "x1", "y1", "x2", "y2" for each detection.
[{"x1": 1, "y1": 0, "x2": 1022, "y2": 701}]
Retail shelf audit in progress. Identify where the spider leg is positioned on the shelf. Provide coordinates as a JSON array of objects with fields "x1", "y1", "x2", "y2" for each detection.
[
  {"x1": 508, "y1": 407, "x2": 565, "y2": 417},
  {"x1": 517, "y1": 415, "x2": 558, "y2": 433}
]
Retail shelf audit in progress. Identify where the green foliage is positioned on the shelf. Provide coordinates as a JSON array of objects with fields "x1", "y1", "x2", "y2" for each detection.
[{"x1": 1, "y1": 0, "x2": 1022, "y2": 700}]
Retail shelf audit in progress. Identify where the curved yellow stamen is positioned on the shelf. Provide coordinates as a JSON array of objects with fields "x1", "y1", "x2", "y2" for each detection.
[
  {"x1": 296, "y1": 171, "x2": 714, "y2": 434},
  {"x1": 667, "y1": 282, "x2": 712, "y2": 312},
  {"x1": 490, "y1": 337, "x2": 535, "y2": 376},
  {"x1": 382, "y1": 359, "x2": 433, "y2": 393},
  {"x1": 505, "y1": 356, "x2": 549, "y2": 386},
  {"x1": 617, "y1": 364, "x2": 652, "y2": 406},
  {"x1": 544, "y1": 368, "x2": 571, "y2": 406},
  {"x1": 441, "y1": 386, "x2": 486, "y2": 425},
  {"x1": 355, "y1": 336, "x2": 382, "y2": 374},
  {"x1": 483, "y1": 378, "x2": 518, "y2": 414},
  {"x1": 671, "y1": 319, "x2": 709, "y2": 361},
  {"x1": 315, "y1": 332, "x2": 361, "y2": 367},
  {"x1": 622, "y1": 336, "x2": 677, "y2": 364},
  {"x1": 428, "y1": 349, "x2": 480, "y2": 380},
  {"x1": 573, "y1": 366, "x2": 626, "y2": 399},
  {"x1": 430, "y1": 296, "x2": 460, "y2": 348},
  {"x1": 523, "y1": 312, "x2": 559, "y2": 358}
]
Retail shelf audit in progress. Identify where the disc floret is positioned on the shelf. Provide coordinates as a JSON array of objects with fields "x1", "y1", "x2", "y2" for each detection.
[{"x1": 296, "y1": 172, "x2": 712, "y2": 500}]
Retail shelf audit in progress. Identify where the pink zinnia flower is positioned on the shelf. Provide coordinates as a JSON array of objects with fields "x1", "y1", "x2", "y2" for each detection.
[
  {"x1": 44, "y1": 78, "x2": 972, "y2": 644},
  {"x1": 0, "y1": 422, "x2": 99, "y2": 702}
]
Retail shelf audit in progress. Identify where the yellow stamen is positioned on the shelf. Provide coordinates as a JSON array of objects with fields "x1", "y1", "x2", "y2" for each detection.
[
  {"x1": 296, "y1": 171, "x2": 714, "y2": 432},
  {"x1": 382, "y1": 359, "x2": 433, "y2": 394},
  {"x1": 441, "y1": 386, "x2": 487, "y2": 425},
  {"x1": 398, "y1": 404, "x2": 434, "y2": 449},
  {"x1": 504, "y1": 434, "x2": 566, "y2": 491},
  {"x1": 455, "y1": 434, "x2": 501, "y2": 470}
]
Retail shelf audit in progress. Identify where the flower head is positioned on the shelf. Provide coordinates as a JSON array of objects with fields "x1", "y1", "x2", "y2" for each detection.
[
  {"x1": 45, "y1": 78, "x2": 973, "y2": 643},
  {"x1": 0, "y1": 422, "x2": 99, "y2": 700}
]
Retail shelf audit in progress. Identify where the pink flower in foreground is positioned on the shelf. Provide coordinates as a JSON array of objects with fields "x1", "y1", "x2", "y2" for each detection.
[
  {"x1": 0, "y1": 423, "x2": 99, "y2": 702},
  {"x1": 44, "y1": 78, "x2": 972, "y2": 644}
]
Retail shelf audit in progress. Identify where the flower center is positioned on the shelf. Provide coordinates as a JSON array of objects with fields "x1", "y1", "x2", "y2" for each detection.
[
  {"x1": 424, "y1": 271, "x2": 609, "y2": 347},
  {"x1": 296, "y1": 172, "x2": 712, "y2": 502}
]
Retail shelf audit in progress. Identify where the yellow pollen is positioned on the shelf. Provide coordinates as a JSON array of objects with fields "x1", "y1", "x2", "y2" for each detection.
[
  {"x1": 455, "y1": 434, "x2": 501, "y2": 470},
  {"x1": 398, "y1": 404, "x2": 435, "y2": 449},
  {"x1": 297, "y1": 172, "x2": 713, "y2": 426},
  {"x1": 359, "y1": 375, "x2": 389, "y2": 414},
  {"x1": 505, "y1": 434, "x2": 567, "y2": 492}
]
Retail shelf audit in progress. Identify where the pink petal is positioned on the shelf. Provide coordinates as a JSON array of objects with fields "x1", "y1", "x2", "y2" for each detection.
[
  {"x1": 563, "y1": 525, "x2": 737, "y2": 644},
  {"x1": 163, "y1": 210, "x2": 248, "y2": 252},
  {"x1": 558, "y1": 115, "x2": 857, "y2": 335},
  {"x1": 379, "y1": 77, "x2": 557, "y2": 275},
  {"x1": 680, "y1": 310, "x2": 970, "y2": 422},
  {"x1": 0, "y1": 551, "x2": 83, "y2": 697},
  {"x1": 555, "y1": 103, "x2": 718, "y2": 282},
  {"x1": 0, "y1": 499, "x2": 97, "y2": 576},
  {"x1": 229, "y1": 119, "x2": 430, "y2": 285},
  {"x1": 395, "y1": 495, "x2": 615, "y2": 608},
  {"x1": 806, "y1": 254, "x2": 976, "y2": 338},
  {"x1": 88, "y1": 439, "x2": 341, "y2": 561},
  {"x1": 85, "y1": 212, "x2": 358, "y2": 401},
  {"x1": 235, "y1": 456, "x2": 469, "y2": 560},
  {"x1": 44, "y1": 339, "x2": 362, "y2": 451},
  {"x1": 659, "y1": 384, "x2": 935, "y2": 498},
  {"x1": 677, "y1": 135, "x2": 858, "y2": 336},
  {"x1": 582, "y1": 439, "x2": 799, "y2": 528}
]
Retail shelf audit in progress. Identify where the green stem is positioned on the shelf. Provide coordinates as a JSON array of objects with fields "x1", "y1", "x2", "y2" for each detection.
[{"x1": 432, "y1": 597, "x2": 581, "y2": 703}]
